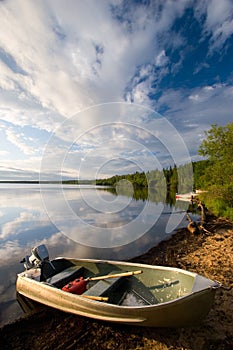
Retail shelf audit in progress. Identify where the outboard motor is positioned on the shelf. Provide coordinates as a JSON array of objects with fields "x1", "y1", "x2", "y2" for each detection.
[
  {"x1": 22, "y1": 244, "x2": 49, "y2": 270},
  {"x1": 21, "y1": 244, "x2": 56, "y2": 281}
]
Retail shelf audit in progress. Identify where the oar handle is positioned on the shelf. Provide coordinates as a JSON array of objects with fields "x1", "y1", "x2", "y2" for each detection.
[
  {"x1": 81, "y1": 295, "x2": 109, "y2": 302},
  {"x1": 87, "y1": 270, "x2": 143, "y2": 282}
]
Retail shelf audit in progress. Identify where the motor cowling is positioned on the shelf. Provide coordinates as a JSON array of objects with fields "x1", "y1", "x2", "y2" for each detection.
[
  {"x1": 32, "y1": 244, "x2": 49, "y2": 262},
  {"x1": 21, "y1": 244, "x2": 50, "y2": 270}
]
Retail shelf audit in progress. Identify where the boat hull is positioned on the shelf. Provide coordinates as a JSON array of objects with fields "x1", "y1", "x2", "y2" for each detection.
[{"x1": 16, "y1": 259, "x2": 220, "y2": 327}]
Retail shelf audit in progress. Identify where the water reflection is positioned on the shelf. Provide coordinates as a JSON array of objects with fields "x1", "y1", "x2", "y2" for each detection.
[{"x1": 0, "y1": 184, "x2": 193, "y2": 326}]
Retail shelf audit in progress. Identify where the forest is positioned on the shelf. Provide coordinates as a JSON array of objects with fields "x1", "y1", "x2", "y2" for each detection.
[{"x1": 96, "y1": 123, "x2": 233, "y2": 220}]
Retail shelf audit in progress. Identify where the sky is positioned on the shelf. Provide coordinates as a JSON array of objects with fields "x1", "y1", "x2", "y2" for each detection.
[{"x1": 0, "y1": 0, "x2": 233, "y2": 181}]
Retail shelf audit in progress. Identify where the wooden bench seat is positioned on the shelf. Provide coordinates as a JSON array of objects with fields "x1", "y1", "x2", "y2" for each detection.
[{"x1": 83, "y1": 272, "x2": 123, "y2": 303}]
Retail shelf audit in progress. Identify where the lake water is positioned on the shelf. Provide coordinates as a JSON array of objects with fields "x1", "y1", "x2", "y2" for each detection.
[{"x1": 0, "y1": 183, "x2": 195, "y2": 326}]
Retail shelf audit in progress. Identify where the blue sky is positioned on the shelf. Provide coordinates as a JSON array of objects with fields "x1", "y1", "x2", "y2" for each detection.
[{"x1": 0, "y1": 0, "x2": 233, "y2": 181}]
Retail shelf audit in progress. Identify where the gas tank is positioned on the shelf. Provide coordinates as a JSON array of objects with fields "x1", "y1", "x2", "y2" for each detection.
[{"x1": 62, "y1": 277, "x2": 87, "y2": 294}]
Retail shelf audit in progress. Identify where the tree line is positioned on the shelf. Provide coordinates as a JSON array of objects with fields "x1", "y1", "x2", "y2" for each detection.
[
  {"x1": 96, "y1": 122, "x2": 233, "y2": 220},
  {"x1": 96, "y1": 165, "x2": 191, "y2": 194}
]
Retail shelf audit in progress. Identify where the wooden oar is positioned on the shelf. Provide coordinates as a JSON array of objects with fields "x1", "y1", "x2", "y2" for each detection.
[
  {"x1": 62, "y1": 270, "x2": 143, "y2": 295},
  {"x1": 81, "y1": 295, "x2": 109, "y2": 302},
  {"x1": 87, "y1": 270, "x2": 143, "y2": 281}
]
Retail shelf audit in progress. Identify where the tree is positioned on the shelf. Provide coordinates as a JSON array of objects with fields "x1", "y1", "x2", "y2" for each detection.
[
  {"x1": 199, "y1": 123, "x2": 233, "y2": 187},
  {"x1": 198, "y1": 122, "x2": 233, "y2": 218},
  {"x1": 192, "y1": 160, "x2": 210, "y2": 189}
]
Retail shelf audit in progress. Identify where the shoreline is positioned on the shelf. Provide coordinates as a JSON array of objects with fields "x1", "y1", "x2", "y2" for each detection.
[{"x1": 0, "y1": 213, "x2": 232, "y2": 350}]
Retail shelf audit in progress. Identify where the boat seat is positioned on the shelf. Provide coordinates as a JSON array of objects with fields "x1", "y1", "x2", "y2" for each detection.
[
  {"x1": 83, "y1": 272, "x2": 123, "y2": 303},
  {"x1": 46, "y1": 265, "x2": 84, "y2": 288},
  {"x1": 40, "y1": 258, "x2": 75, "y2": 281}
]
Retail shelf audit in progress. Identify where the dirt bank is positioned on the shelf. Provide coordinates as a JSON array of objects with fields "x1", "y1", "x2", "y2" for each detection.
[{"x1": 0, "y1": 214, "x2": 232, "y2": 350}]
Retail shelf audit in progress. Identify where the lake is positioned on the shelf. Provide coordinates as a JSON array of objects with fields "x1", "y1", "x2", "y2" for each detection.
[{"x1": 0, "y1": 183, "x2": 195, "y2": 326}]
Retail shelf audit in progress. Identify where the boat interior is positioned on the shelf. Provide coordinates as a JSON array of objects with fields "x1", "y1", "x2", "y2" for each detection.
[
  {"x1": 40, "y1": 258, "x2": 159, "y2": 305},
  {"x1": 38, "y1": 258, "x2": 192, "y2": 306}
]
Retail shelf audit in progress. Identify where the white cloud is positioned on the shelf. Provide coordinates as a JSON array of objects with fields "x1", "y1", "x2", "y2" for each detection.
[
  {"x1": 156, "y1": 83, "x2": 233, "y2": 159},
  {"x1": 189, "y1": 94, "x2": 201, "y2": 102},
  {"x1": 0, "y1": 150, "x2": 9, "y2": 157},
  {"x1": 0, "y1": 0, "x2": 190, "y2": 121},
  {"x1": 195, "y1": 0, "x2": 233, "y2": 51},
  {"x1": 0, "y1": 211, "x2": 35, "y2": 240},
  {"x1": 0, "y1": 157, "x2": 44, "y2": 181},
  {"x1": 6, "y1": 128, "x2": 35, "y2": 155},
  {"x1": 155, "y1": 50, "x2": 169, "y2": 67},
  {"x1": 206, "y1": 0, "x2": 232, "y2": 29},
  {"x1": 0, "y1": 1, "x2": 91, "y2": 117},
  {"x1": 0, "y1": 1, "x2": 232, "y2": 180}
]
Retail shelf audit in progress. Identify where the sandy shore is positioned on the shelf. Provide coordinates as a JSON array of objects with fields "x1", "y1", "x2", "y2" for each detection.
[{"x1": 0, "y1": 213, "x2": 232, "y2": 350}]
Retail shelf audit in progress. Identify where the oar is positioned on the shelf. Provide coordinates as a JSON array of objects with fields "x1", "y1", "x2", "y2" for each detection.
[
  {"x1": 81, "y1": 295, "x2": 109, "y2": 302},
  {"x1": 86, "y1": 270, "x2": 143, "y2": 282},
  {"x1": 62, "y1": 270, "x2": 143, "y2": 295}
]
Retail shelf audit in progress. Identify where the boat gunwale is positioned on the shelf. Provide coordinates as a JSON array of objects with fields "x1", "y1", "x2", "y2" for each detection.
[{"x1": 55, "y1": 257, "x2": 198, "y2": 277}]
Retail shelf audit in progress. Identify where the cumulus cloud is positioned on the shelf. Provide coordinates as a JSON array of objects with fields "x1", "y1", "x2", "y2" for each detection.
[
  {"x1": 0, "y1": 0, "x2": 232, "y2": 180},
  {"x1": 0, "y1": 0, "x2": 189, "y2": 120}
]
